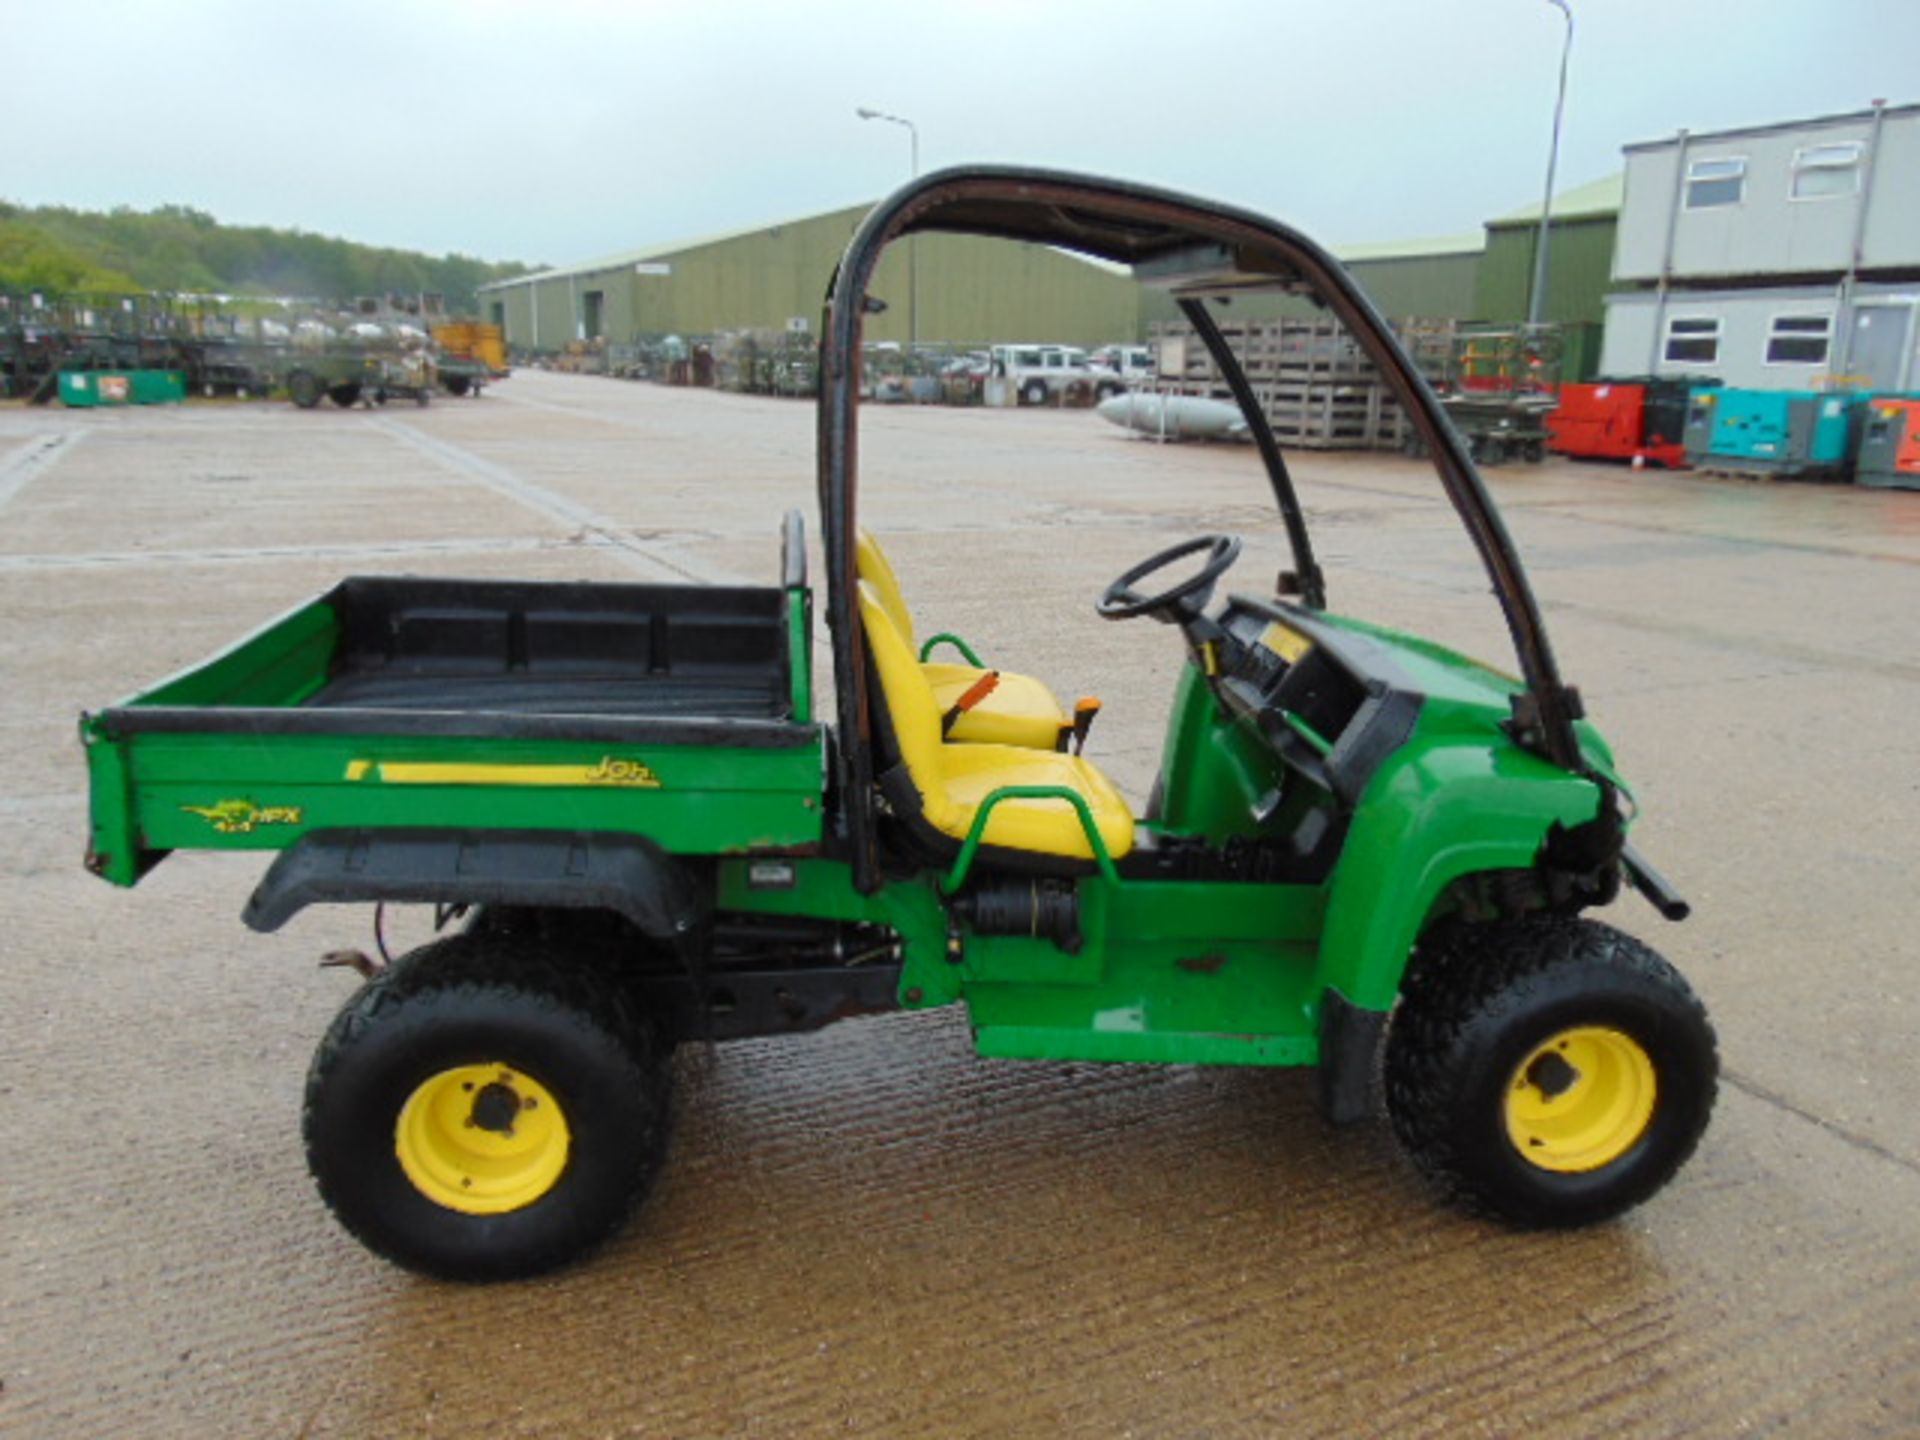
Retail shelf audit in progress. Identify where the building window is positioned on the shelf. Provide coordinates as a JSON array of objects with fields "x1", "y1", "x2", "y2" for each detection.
[
  {"x1": 1765, "y1": 314, "x2": 1831, "y2": 365},
  {"x1": 1791, "y1": 142, "x2": 1863, "y2": 199},
  {"x1": 1685, "y1": 157, "x2": 1746, "y2": 209},
  {"x1": 1663, "y1": 317, "x2": 1721, "y2": 365}
]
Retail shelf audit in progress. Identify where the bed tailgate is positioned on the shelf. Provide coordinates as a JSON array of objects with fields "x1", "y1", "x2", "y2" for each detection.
[
  {"x1": 83, "y1": 713, "x2": 826, "y2": 887},
  {"x1": 82, "y1": 572, "x2": 823, "y2": 886}
]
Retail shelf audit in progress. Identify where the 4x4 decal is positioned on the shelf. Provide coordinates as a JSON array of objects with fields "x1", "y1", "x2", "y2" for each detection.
[{"x1": 180, "y1": 800, "x2": 304, "y2": 834}]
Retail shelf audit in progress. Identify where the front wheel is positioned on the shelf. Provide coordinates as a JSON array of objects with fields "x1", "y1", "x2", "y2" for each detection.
[
  {"x1": 1384, "y1": 917, "x2": 1716, "y2": 1228},
  {"x1": 303, "y1": 934, "x2": 673, "y2": 1281},
  {"x1": 1020, "y1": 378, "x2": 1049, "y2": 406}
]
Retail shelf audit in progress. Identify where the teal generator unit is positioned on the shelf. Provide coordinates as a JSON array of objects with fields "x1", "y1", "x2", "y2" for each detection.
[{"x1": 1682, "y1": 388, "x2": 1860, "y2": 480}]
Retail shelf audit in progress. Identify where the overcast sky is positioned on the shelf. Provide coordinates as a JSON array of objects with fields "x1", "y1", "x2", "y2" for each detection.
[{"x1": 9, "y1": 0, "x2": 1917, "y2": 267}]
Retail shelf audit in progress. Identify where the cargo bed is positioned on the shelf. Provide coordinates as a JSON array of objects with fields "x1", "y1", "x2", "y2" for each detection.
[{"x1": 83, "y1": 574, "x2": 822, "y2": 886}]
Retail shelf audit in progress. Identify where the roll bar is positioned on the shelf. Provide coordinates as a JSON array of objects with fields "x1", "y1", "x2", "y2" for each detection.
[{"x1": 819, "y1": 167, "x2": 1584, "y2": 891}]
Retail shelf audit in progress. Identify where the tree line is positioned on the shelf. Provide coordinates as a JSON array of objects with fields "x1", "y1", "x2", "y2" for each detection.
[{"x1": 0, "y1": 201, "x2": 534, "y2": 313}]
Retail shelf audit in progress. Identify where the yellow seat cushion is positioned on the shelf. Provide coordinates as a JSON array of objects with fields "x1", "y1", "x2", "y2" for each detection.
[
  {"x1": 937, "y1": 743, "x2": 1135, "y2": 860},
  {"x1": 857, "y1": 530, "x2": 1070, "y2": 750},
  {"x1": 859, "y1": 581, "x2": 1133, "y2": 863},
  {"x1": 924, "y1": 663, "x2": 1070, "y2": 750}
]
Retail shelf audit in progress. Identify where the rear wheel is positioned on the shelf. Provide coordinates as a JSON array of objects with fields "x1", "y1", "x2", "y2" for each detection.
[
  {"x1": 288, "y1": 370, "x2": 322, "y2": 409},
  {"x1": 327, "y1": 383, "x2": 361, "y2": 408},
  {"x1": 304, "y1": 933, "x2": 673, "y2": 1281},
  {"x1": 1384, "y1": 917, "x2": 1716, "y2": 1227},
  {"x1": 1020, "y1": 378, "x2": 1049, "y2": 406},
  {"x1": 446, "y1": 375, "x2": 472, "y2": 397}
]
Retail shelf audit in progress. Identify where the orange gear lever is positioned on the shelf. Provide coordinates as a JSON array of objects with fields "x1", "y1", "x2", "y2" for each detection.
[{"x1": 1070, "y1": 696, "x2": 1102, "y2": 755}]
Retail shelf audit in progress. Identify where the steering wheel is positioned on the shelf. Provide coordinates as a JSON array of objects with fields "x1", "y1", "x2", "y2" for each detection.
[{"x1": 1097, "y1": 534, "x2": 1243, "y2": 622}]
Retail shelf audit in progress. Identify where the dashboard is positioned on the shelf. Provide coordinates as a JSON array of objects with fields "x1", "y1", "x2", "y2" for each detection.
[{"x1": 1214, "y1": 597, "x2": 1423, "y2": 806}]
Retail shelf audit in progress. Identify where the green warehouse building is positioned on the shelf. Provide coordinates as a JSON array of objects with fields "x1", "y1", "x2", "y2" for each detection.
[
  {"x1": 478, "y1": 203, "x2": 1142, "y2": 352},
  {"x1": 480, "y1": 180, "x2": 1620, "y2": 372},
  {"x1": 1472, "y1": 174, "x2": 1623, "y2": 380}
]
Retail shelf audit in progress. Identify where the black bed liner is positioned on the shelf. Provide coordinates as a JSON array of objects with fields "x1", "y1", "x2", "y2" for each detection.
[
  {"x1": 304, "y1": 672, "x2": 781, "y2": 718},
  {"x1": 306, "y1": 575, "x2": 794, "y2": 721},
  {"x1": 97, "y1": 574, "x2": 819, "y2": 749}
]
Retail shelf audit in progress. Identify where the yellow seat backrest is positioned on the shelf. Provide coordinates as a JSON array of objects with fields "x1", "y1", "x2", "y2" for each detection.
[
  {"x1": 855, "y1": 531, "x2": 916, "y2": 650},
  {"x1": 856, "y1": 580, "x2": 960, "y2": 834}
]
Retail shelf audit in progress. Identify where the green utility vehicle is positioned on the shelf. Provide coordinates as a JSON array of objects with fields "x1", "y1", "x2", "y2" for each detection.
[
  {"x1": 285, "y1": 320, "x2": 436, "y2": 410},
  {"x1": 81, "y1": 169, "x2": 1716, "y2": 1282}
]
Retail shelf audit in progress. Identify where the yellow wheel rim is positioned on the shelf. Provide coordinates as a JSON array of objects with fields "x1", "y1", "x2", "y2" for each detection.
[
  {"x1": 395, "y1": 1063, "x2": 571, "y2": 1215},
  {"x1": 1504, "y1": 1026, "x2": 1657, "y2": 1174}
]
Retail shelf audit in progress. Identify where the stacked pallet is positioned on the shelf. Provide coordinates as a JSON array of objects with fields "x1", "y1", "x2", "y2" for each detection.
[
  {"x1": 1146, "y1": 317, "x2": 1454, "y2": 450},
  {"x1": 1377, "y1": 320, "x2": 1457, "y2": 450}
]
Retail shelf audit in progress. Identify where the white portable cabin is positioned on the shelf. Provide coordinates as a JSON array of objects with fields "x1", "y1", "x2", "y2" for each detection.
[{"x1": 1602, "y1": 102, "x2": 1920, "y2": 391}]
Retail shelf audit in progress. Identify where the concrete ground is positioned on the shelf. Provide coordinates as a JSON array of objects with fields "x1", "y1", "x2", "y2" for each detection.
[{"x1": 3, "y1": 371, "x2": 1917, "y2": 1437}]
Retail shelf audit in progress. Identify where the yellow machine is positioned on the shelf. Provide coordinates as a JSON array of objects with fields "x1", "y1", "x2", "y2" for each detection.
[{"x1": 431, "y1": 321, "x2": 509, "y2": 378}]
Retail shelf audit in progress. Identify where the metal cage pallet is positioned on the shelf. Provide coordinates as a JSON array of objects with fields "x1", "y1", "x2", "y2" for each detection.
[{"x1": 1148, "y1": 317, "x2": 1453, "y2": 450}]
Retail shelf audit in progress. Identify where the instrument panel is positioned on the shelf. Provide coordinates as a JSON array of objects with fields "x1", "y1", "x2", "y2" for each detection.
[{"x1": 1216, "y1": 599, "x2": 1421, "y2": 804}]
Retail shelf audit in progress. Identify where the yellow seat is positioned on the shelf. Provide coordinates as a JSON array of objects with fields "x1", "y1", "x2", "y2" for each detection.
[
  {"x1": 856, "y1": 530, "x2": 1071, "y2": 750},
  {"x1": 860, "y1": 581, "x2": 1134, "y2": 863}
]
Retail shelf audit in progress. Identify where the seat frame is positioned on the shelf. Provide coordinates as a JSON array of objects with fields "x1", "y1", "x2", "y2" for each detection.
[{"x1": 866, "y1": 663, "x2": 1113, "y2": 883}]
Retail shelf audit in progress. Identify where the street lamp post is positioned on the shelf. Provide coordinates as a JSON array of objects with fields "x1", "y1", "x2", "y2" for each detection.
[
  {"x1": 1527, "y1": 0, "x2": 1573, "y2": 329},
  {"x1": 856, "y1": 107, "x2": 919, "y2": 347}
]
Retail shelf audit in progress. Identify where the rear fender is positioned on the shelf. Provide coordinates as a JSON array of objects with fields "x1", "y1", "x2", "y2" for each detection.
[{"x1": 241, "y1": 827, "x2": 702, "y2": 943}]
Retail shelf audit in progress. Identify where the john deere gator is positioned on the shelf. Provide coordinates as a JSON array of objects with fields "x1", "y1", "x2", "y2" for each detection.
[{"x1": 82, "y1": 168, "x2": 1716, "y2": 1281}]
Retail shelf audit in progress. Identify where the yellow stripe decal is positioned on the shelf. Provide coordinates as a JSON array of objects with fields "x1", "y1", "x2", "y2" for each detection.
[{"x1": 345, "y1": 757, "x2": 662, "y2": 788}]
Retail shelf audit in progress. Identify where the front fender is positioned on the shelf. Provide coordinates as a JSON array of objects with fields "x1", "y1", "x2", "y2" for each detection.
[{"x1": 1313, "y1": 740, "x2": 1602, "y2": 1012}]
